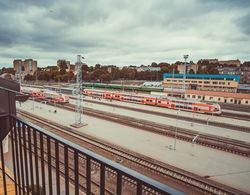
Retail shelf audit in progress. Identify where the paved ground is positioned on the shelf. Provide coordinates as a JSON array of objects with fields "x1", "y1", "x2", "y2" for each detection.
[
  {"x1": 17, "y1": 100, "x2": 250, "y2": 193},
  {"x1": 69, "y1": 98, "x2": 250, "y2": 143}
]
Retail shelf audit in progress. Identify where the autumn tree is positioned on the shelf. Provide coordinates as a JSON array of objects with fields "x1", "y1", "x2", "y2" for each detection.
[{"x1": 24, "y1": 74, "x2": 35, "y2": 81}]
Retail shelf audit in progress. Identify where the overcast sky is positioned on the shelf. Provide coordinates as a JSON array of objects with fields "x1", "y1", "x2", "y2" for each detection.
[{"x1": 0, "y1": 0, "x2": 249, "y2": 68}]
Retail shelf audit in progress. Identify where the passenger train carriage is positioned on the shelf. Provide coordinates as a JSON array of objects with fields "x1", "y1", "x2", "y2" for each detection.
[
  {"x1": 83, "y1": 89, "x2": 222, "y2": 115},
  {"x1": 21, "y1": 87, "x2": 69, "y2": 104}
]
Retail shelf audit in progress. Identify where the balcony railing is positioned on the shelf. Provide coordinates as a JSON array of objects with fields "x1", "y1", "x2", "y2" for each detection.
[{"x1": 0, "y1": 114, "x2": 183, "y2": 195}]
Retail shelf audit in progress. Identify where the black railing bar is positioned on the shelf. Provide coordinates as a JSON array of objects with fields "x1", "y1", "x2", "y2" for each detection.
[
  {"x1": 0, "y1": 141, "x2": 7, "y2": 195},
  {"x1": 55, "y1": 142, "x2": 60, "y2": 195},
  {"x1": 33, "y1": 129, "x2": 40, "y2": 188},
  {"x1": 14, "y1": 116, "x2": 183, "y2": 195},
  {"x1": 74, "y1": 150, "x2": 79, "y2": 195},
  {"x1": 27, "y1": 125, "x2": 35, "y2": 193},
  {"x1": 116, "y1": 172, "x2": 122, "y2": 195},
  {"x1": 47, "y1": 137, "x2": 53, "y2": 195},
  {"x1": 0, "y1": 86, "x2": 22, "y2": 95},
  {"x1": 86, "y1": 156, "x2": 91, "y2": 195},
  {"x1": 64, "y1": 146, "x2": 69, "y2": 195},
  {"x1": 10, "y1": 117, "x2": 18, "y2": 195},
  {"x1": 23, "y1": 123, "x2": 30, "y2": 194},
  {"x1": 100, "y1": 163, "x2": 105, "y2": 195},
  {"x1": 14, "y1": 121, "x2": 21, "y2": 194},
  {"x1": 0, "y1": 114, "x2": 9, "y2": 118},
  {"x1": 39, "y1": 132, "x2": 46, "y2": 193},
  {"x1": 18, "y1": 121, "x2": 26, "y2": 194}
]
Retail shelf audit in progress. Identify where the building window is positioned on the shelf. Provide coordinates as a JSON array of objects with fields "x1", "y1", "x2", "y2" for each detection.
[
  {"x1": 198, "y1": 96, "x2": 201, "y2": 99},
  {"x1": 29, "y1": 62, "x2": 32, "y2": 71},
  {"x1": 212, "y1": 82, "x2": 218, "y2": 84},
  {"x1": 209, "y1": 97, "x2": 213, "y2": 100},
  {"x1": 204, "y1": 81, "x2": 209, "y2": 84},
  {"x1": 246, "y1": 101, "x2": 248, "y2": 104},
  {"x1": 218, "y1": 98, "x2": 221, "y2": 101},
  {"x1": 187, "y1": 95, "x2": 190, "y2": 98},
  {"x1": 192, "y1": 95, "x2": 196, "y2": 98},
  {"x1": 230, "y1": 99, "x2": 233, "y2": 102}
]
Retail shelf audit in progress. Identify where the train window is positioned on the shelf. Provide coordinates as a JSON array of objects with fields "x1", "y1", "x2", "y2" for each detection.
[{"x1": 158, "y1": 101, "x2": 161, "y2": 104}]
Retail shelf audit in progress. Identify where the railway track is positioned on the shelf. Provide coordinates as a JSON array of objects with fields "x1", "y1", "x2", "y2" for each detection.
[
  {"x1": 17, "y1": 110, "x2": 247, "y2": 195},
  {"x1": 40, "y1": 100, "x2": 250, "y2": 158},
  {"x1": 222, "y1": 112, "x2": 250, "y2": 121},
  {"x1": 220, "y1": 103, "x2": 250, "y2": 113},
  {"x1": 70, "y1": 96, "x2": 250, "y2": 132}
]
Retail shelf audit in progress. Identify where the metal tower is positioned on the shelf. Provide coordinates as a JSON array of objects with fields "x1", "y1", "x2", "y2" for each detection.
[{"x1": 71, "y1": 55, "x2": 87, "y2": 128}]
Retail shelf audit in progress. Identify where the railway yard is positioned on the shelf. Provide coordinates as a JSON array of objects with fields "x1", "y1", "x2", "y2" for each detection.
[{"x1": 16, "y1": 86, "x2": 250, "y2": 194}]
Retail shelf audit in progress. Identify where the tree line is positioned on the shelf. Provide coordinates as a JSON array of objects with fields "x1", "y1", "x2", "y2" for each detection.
[{"x1": 1, "y1": 61, "x2": 249, "y2": 83}]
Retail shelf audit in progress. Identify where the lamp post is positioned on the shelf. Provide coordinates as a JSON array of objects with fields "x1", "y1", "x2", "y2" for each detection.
[
  {"x1": 183, "y1": 54, "x2": 189, "y2": 98},
  {"x1": 174, "y1": 109, "x2": 180, "y2": 150},
  {"x1": 32, "y1": 97, "x2": 35, "y2": 111}
]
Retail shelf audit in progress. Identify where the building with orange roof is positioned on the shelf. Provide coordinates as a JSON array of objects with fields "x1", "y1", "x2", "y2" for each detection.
[{"x1": 185, "y1": 90, "x2": 250, "y2": 105}]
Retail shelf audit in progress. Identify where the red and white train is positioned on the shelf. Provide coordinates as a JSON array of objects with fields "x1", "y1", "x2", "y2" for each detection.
[
  {"x1": 83, "y1": 89, "x2": 222, "y2": 115},
  {"x1": 21, "y1": 87, "x2": 69, "y2": 103}
]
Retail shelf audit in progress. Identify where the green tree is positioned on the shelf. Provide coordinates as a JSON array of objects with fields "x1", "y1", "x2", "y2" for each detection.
[{"x1": 189, "y1": 69, "x2": 195, "y2": 74}]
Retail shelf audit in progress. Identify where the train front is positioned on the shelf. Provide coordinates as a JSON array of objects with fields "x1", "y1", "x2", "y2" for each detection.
[{"x1": 213, "y1": 103, "x2": 222, "y2": 115}]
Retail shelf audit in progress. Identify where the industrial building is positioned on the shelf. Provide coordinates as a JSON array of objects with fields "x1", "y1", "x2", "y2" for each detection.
[
  {"x1": 13, "y1": 59, "x2": 37, "y2": 80},
  {"x1": 177, "y1": 62, "x2": 198, "y2": 74},
  {"x1": 163, "y1": 73, "x2": 240, "y2": 93}
]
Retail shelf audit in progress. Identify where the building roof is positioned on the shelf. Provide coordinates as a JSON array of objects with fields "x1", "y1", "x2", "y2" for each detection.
[
  {"x1": 186, "y1": 90, "x2": 250, "y2": 99},
  {"x1": 163, "y1": 73, "x2": 240, "y2": 82}
]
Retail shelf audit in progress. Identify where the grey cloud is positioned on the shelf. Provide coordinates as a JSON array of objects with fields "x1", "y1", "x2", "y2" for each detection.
[
  {"x1": 0, "y1": 0, "x2": 250, "y2": 68},
  {"x1": 236, "y1": 13, "x2": 250, "y2": 35}
]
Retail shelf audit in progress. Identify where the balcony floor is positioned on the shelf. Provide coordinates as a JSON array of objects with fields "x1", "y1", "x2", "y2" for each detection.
[{"x1": 0, "y1": 162, "x2": 15, "y2": 195}]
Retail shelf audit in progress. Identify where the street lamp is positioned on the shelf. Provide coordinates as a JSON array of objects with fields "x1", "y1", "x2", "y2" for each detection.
[{"x1": 174, "y1": 109, "x2": 180, "y2": 150}]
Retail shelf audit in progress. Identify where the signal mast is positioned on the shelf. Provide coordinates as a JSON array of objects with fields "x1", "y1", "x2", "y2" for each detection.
[{"x1": 71, "y1": 55, "x2": 87, "y2": 128}]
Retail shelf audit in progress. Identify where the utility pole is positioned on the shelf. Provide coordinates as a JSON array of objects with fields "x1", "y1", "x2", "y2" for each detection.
[
  {"x1": 172, "y1": 67, "x2": 175, "y2": 97},
  {"x1": 71, "y1": 55, "x2": 87, "y2": 128},
  {"x1": 183, "y1": 54, "x2": 189, "y2": 98}
]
